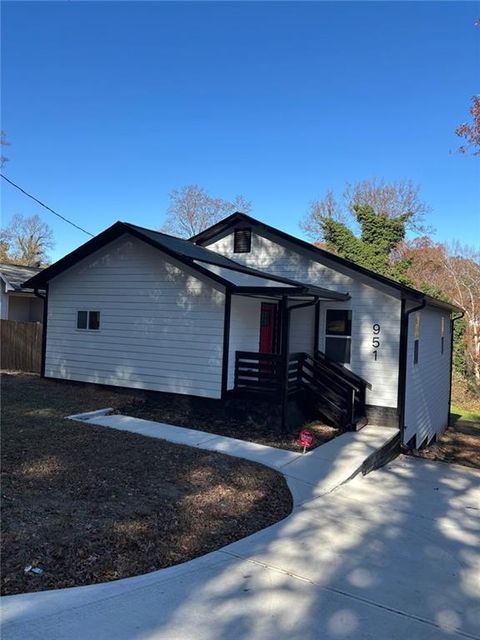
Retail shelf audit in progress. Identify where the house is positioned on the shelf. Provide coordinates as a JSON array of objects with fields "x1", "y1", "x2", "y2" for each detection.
[
  {"x1": 0, "y1": 263, "x2": 44, "y2": 322},
  {"x1": 22, "y1": 215, "x2": 462, "y2": 449}
]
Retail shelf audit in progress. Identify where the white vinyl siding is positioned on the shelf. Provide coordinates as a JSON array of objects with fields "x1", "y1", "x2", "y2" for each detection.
[
  {"x1": 289, "y1": 304, "x2": 315, "y2": 355},
  {"x1": 45, "y1": 236, "x2": 225, "y2": 398},
  {"x1": 207, "y1": 229, "x2": 402, "y2": 408},
  {"x1": 404, "y1": 306, "x2": 451, "y2": 446},
  {"x1": 227, "y1": 295, "x2": 263, "y2": 389}
]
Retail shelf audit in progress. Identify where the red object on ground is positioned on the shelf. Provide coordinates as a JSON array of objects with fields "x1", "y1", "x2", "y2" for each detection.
[{"x1": 298, "y1": 429, "x2": 314, "y2": 449}]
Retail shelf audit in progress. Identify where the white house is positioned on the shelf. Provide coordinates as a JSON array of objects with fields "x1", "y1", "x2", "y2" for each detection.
[
  {"x1": 0, "y1": 263, "x2": 44, "y2": 322},
  {"x1": 23, "y1": 214, "x2": 462, "y2": 449}
]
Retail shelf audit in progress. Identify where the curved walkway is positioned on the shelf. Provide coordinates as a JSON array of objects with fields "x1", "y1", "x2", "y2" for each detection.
[{"x1": 1, "y1": 416, "x2": 479, "y2": 640}]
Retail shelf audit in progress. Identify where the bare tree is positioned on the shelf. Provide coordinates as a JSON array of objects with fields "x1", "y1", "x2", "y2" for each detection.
[
  {"x1": 301, "y1": 178, "x2": 431, "y2": 242},
  {"x1": 456, "y1": 95, "x2": 480, "y2": 156},
  {"x1": 301, "y1": 190, "x2": 345, "y2": 242},
  {"x1": 162, "y1": 184, "x2": 251, "y2": 238},
  {"x1": 0, "y1": 214, "x2": 54, "y2": 266},
  {"x1": 0, "y1": 130, "x2": 9, "y2": 168},
  {"x1": 401, "y1": 238, "x2": 480, "y2": 386}
]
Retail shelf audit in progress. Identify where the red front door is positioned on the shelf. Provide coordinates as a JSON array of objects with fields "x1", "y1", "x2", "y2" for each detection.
[{"x1": 259, "y1": 303, "x2": 277, "y2": 353}]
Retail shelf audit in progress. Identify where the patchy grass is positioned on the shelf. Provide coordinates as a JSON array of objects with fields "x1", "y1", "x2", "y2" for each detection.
[
  {"x1": 1, "y1": 374, "x2": 292, "y2": 596},
  {"x1": 451, "y1": 405, "x2": 480, "y2": 424},
  {"x1": 115, "y1": 392, "x2": 342, "y2": 452}
]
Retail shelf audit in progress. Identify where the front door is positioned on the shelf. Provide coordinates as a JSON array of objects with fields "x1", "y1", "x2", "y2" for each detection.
[{"x1": 259, "y1": 303, "x2": 277, "y2": 353}]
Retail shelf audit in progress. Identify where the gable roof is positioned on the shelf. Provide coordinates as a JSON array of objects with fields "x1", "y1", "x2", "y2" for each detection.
[
  {"x1": 21, "y1": 221, "x2": 348, "y2": 301},
  {"x1": 0, "y1": 262, "x2": 43, "y2": 293},
  {"x1": 191, "y1": 212, "x2": 461, "y2": 313}
]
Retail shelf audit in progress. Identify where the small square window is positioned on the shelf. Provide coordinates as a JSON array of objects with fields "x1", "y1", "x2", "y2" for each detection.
[
  {"x1": 89, "y1": 311, "x2": 100, "y2": 330},
  {"x1": 414, "y1": 339, "x2": 419, "y2": 364},
  {"x1": 77, "y1": 310, "x2": 100, "y2": 331},
  {"x1": 77, "y1": 311, "x2": 87, "y2": 329},
  {"x1": 234, "y1": 228, "x2": 252, "y2": 253}
]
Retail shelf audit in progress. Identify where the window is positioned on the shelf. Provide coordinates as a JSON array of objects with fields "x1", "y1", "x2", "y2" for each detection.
[
  {"x1": 234, "y1": 228, "x2": 252, "y2": 253},
  {"x1": 77, "y1": 310, "x2": 100, "y2": 331},
  {"x1": 413, "y1": 311, "x2": 421, "y2": 364},
  {"x1": 441, "y1": 317, "x2": 445, "y2": 354},
  {"x1": 325, "y1": 309, "x2": 352, "y2": 364}
]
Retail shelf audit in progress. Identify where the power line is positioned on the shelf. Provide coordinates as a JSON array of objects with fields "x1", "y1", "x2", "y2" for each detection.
[{"x1": 0, "y1": 173, "x2": 94, "y2": 237}]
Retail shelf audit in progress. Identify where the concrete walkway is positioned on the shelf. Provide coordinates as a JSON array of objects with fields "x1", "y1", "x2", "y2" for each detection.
[
  {"x1": 67, "y1": 411, "x2": 399, "y2": 504},
  {"x1": 2, "y1": 416, "x2": 479, "y2": 640}
]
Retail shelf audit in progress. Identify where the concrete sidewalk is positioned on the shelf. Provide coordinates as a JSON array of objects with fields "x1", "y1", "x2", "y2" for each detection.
[
  {"x1": 67, "y1": 411, "x2": 399, "y2": 504},
  {"x1": 2, "y1": 416, "x2": 479, "y2": 640}
]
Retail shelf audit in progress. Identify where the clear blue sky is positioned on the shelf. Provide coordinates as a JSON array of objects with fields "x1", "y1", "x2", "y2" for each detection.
[{"x1": 1, "y1": 1, "x2": 479, "y2": 262}]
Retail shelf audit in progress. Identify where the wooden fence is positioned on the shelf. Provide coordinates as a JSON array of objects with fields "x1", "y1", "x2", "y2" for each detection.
[{"x1": 0, "y1": 319, "x2": 42, "y2": 373}]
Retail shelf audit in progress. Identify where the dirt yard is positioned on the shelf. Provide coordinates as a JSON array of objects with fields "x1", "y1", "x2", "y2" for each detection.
[
  {"x1": 413, "y1": 418, "x2": 480, "y2": 469},
  {"x1": 116, "y1": 392, "x2": 342, "y2": 451},
  {"x1": 1, "y1": 373, "x2": 293, "y2": 596}
]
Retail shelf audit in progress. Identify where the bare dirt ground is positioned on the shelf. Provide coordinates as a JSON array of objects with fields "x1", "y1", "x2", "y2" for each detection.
[
  {"x1": 413, "y1": 418, "x2": 480, "y2": 470},
  {"x1": 116, "y1": 392, "x2": 342, "y2": 451},
  {"x1": 1, "y1": 373, "x2": 292, "y2": 596}
]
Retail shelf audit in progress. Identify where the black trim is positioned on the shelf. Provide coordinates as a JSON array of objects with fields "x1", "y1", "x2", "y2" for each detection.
[
  {"x1": 448, "y1": 311, "x2": 465, "y2": 426},
  {"x1": 191, "y1": 212, "x2": 462, "y2": 313},
  {"x1": 280, "y1": 296, "x2": 290, "y2": 434},
  {"x1": 398, "y1": 299, "x2": 426, "y2": 448},
  {"x1": 21, "y1": 220, "x2": 349, "y2": 303},
  {"x1": 221, "y1": 291, "x2": 232, "y2": 399},
  {"x1": 40, "y1": 284, "x2": 48, "y2": 378},
  {"x1": 314, "y1": 300, "x2": 320, "y2": 353}
]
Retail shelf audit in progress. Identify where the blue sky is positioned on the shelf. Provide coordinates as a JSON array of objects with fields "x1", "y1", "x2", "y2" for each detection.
[{"x1": 1, "y1": 1, "x2": 479, "y2": 262}]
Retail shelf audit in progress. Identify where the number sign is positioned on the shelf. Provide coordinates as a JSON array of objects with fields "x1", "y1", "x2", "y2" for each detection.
[{"x1": 372, "y1": 323, "x2": 381, "y2": 360}]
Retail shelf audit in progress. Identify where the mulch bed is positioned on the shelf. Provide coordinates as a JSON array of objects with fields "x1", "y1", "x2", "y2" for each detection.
[
  {"x1": 411, "y1": 419, "x2": 480, "y2": 470},
  {"x1": 1, "y1": 373, "x2": 293, "y2": 596},
  {"x1": 115, "y1": 392, "x2": 342, "y2": 452}
]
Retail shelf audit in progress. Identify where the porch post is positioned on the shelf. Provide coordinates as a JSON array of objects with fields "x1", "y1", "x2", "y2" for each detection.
[{"x1": 280, "y1": 295, "x2": 290, "y2": 434}]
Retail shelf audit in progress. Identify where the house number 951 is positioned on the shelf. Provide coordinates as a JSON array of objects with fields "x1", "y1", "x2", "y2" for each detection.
[{"x1": 372, "y1": 323, "x2": 381, "y2": 360}]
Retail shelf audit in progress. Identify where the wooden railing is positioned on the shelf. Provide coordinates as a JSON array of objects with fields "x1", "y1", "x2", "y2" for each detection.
[
  {"x1": 234, "y1": 349, "x2": 369, "y2": 430},
  {"x1": 234, "y1": 351, "x2": 283, "y2": 394},
  {"x1": 300, "y1": 353, "x2": 366, "y2": 428}
]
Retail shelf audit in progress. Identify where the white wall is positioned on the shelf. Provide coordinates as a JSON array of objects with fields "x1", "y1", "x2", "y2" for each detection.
[
  {"x1": 404, "y1": 305, "x2": 451, "y2": 446},
  {"x1": 45, "y1": 235, "x2": 226, "y2": 398},
  {"x1": 0, "y1": 282, "x2": 8, "y2": 320},
  {"x1": 7, "y1": 294, "x2": 43, "y2": 322},
  {"x1": 227, "y1": 296, "x2": 262, "y2": 389},
  {"x1": 207, "y1": 229, "x2": 402, "y2": 408},
  {"x1": 289, "y1": 304, "x2": 315, "y2": 355}
]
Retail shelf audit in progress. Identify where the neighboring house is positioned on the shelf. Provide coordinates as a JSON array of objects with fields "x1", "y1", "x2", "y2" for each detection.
[
  {"x1": 0, "y1": 263, "x2": 44, "y2": 322},
  {"x1": 23, "y1": 215, "x2": 462, "y2": 449}
]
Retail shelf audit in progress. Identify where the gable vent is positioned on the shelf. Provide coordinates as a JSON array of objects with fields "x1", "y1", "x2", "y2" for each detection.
[{"x1": 234, "y1": 228, "x2": 252, "y2": 253}]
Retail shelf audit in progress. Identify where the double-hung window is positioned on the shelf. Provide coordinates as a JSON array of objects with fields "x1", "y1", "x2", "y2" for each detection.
[
  {"x1": 325, "y1": 309, "x2": 352, "y2": 364},
  {"x1": 77, "y1": 310, "x2": 101, "y2": 331}
]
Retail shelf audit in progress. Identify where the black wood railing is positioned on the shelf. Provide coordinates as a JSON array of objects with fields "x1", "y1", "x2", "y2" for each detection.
[
  {"x1": 234, "y1": 350, "x2": 370, "y2": 430},
  {"x1": 234, "y1": 351, "x2": 283, "y2": 394}
]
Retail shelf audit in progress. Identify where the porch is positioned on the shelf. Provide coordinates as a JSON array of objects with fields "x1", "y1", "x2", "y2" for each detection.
[{"x1": 233, "y1": 349, "x2": 370, "y2": 433}]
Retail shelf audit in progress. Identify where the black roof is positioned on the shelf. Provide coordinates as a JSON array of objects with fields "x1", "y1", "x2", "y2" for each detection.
[
  {"x1": 191, "y1": 212, "x2": 462, "y2": 313},
  {"x1": 22, "y1": 221, "x2": 348, "y2": 301}
]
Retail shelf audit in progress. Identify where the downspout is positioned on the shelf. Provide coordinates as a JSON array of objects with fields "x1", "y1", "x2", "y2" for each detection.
[
  {"x1": 34, "y1": 286, "x2": 48, "y2": 377},
  {"x1": 398, "y1": 298, "x2": 426, "y2": 449},
  {"x1": 448, "y1": 311, "x2": 465, "y2": 426}
]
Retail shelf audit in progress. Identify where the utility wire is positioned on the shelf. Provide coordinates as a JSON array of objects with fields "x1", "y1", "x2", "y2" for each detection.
[{"x1": 1, "y1": 173, "x2": 94, "y2": 237}]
